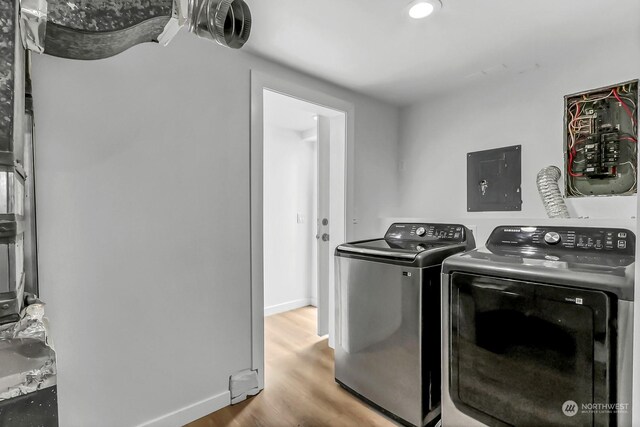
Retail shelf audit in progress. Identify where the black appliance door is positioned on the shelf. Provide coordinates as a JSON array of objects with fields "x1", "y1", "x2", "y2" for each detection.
[{"x1": 450, "y1": 273, "x2": 615, "y2": 427}]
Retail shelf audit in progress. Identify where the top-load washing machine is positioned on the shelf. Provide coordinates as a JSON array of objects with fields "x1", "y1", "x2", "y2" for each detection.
[
  {"x1": 335, "y1": 223, "x2": 475, "y2": 427},
  {"x1": 441, "y1": 225, "x2": 634, "y2": 427}
]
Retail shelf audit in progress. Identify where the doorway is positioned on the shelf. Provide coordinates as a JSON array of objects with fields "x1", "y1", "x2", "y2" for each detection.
[
  {"x1": 250, "y1": 71, "x2": 354, "y2": 390},
  {"x1": 262, "y1": 89, "x2": 345, "y2": 332}
]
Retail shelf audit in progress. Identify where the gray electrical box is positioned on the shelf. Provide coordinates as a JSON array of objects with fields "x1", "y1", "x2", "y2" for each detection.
[
  {"x1": 467, "y1": 145, "x2": 522, "y2": 212},
  {"x1": 564, "y1": 80, "x2": 638, "y2": 197}
]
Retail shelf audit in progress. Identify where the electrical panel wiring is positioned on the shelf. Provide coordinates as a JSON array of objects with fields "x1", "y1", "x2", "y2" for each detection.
[{"x1": 565, "y1": 81, "x2": 638, "y2": 197}]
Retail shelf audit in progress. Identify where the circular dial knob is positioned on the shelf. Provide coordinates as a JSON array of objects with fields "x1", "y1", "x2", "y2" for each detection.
[
  {"x1": 416, "y1": 227, "x2": 426, "y2": 237},
  {"x1": 544, "y1": 232, "x2": 561, "y2": 245}
]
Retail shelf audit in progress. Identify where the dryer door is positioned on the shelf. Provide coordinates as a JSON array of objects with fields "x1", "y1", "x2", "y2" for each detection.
[{"x1": 449, "y1": 273, "x2": 614, "y2": 427}]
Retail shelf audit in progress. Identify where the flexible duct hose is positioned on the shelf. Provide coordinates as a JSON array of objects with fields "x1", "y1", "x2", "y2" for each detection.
[{"x1": 536, "y1": 166, "x2": 570, "y2": 218}]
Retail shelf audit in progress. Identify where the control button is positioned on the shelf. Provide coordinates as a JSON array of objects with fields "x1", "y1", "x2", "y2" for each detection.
[
  {"x1": 618, "y1": 232, "x2": 627, "y2": 238},
  {"x1": 416, "y1": 227, "x2": 426, "y2": 237},
  {"x1": 544, "y1": 232, "x2": 561, "y2": 245},
  {"x1": 618, "y1": 240, "x2": 627, "y2": 249}
]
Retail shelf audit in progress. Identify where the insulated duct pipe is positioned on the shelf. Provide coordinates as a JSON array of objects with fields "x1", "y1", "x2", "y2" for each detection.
[
  {"x1": 18, "y1": 0, "x2": 252, "y2": 60},
  {"x1": 0, "y1": 0, "x2": 26, "y2": 165},
  {"x1": 536, "y1": 166, "x2": 570, "y2": 218}
]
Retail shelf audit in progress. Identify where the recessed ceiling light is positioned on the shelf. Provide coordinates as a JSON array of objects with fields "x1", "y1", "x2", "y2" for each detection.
[{"x1": 408, "y1": 0, "x2": 441, "y2": 19}]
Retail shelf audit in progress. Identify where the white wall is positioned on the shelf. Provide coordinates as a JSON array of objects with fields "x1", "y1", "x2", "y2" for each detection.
[
  {"x1": 352, "y1": 99, "x2": 400, "y2": 239},
  {"x1": 263, "y1": 125, "x2": 316, "y2": 315},
  {"x1": 397, "y1": 36, "x2": 640, "y2": 225},
  {"x1": 31, "y1": 30, "x2": 399, "y2": 427}
]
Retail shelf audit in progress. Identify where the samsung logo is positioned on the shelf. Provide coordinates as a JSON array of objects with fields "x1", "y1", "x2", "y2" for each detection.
[{"x1": 503, "y1": 227, "x2": 538, "y2": 233}]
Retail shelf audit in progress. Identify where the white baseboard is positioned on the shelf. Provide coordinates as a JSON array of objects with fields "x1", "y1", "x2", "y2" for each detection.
[
  {"x1": 264, "y1": 298, "x2": 313, "y2": 316},
  {"x1": 136, "y1": 390, "x2": 230, "y2": 427}
]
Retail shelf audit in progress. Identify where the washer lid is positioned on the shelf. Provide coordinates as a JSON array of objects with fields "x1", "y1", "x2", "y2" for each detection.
[
  {"x1": 336, "y1": 223, "x2": 476, "y2": 267},
  {"x1": 336, "y1": 238, "x2": 468, "y2": 267},
  {"x1": 338, "y1": 238, "x2": 447, "y2": 258}
]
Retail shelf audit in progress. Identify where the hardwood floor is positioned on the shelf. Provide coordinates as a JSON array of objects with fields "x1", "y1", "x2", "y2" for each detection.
[{"x1": 187, "y1": 306, "x2": 398, "y2": 427}]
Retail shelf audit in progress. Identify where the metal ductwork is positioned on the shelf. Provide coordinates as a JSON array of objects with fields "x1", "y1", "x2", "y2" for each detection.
[
  {"x1": 0, "y1": 0, "x2": 36, "y2": 324},
  {"x1": 189, "y1": 0, "x2": 251, "y2": 49},
  {"x1": 42, "y1": 0, "x2": 176, "y2": 60},
  {"x1": 16, "y1": 0, "x2": 252, "y2": 60},
  {"x1": 1, "y1": 0, "x2": 25, "y2": 162}
]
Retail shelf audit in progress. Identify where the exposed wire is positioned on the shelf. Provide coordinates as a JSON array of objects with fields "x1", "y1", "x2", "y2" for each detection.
[
  {"x1": 566, "y1": 85, "x2": 638, "y2": 196},
  {"x1": 619, "y1": 94, "x2": 637, "y2": 110},
  {"x1": 567, "y1": 145, "x2": 583, "y2": 177},
  {"x1": 619, "y1": 161, "x2": 637, "y2": 191},
  {"x1": 613, "y1": 88, "x2": 637, "y2": 126},
  {"x1": 568, "y1": 102, "x2": 581, "y2": 149}
]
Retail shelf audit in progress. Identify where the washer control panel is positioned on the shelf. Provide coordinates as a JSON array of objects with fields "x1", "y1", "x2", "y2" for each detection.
[
  {"x1": 385, "y1": 223, "x2": 467, "y2": 242},
  {"x1": 488, "y1": 226, "x2": 635, "y2": 255}
]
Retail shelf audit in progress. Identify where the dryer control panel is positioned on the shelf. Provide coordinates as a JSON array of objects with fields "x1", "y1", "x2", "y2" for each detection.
[
  {"x1": 385, "y1": 223, "x2": 467, "y2": 242},
  {"x1": 488, "y1": 226, "x2": 635, "y2": 255}
]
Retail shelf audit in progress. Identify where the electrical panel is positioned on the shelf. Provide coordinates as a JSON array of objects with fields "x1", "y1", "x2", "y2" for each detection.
[
  {"x1": 467, "y1": 145, "x2": 522, "y2": 212},
  {"x1": 565, "y1": 81, "x2": 638, "y2": 197}
]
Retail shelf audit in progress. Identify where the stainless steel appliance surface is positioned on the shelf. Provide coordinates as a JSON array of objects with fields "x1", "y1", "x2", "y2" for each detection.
[
  {"x1": 442, "y1": 226, "x2": 634, "y2": 427},
  {"x1": 335, "y1": 223, "x2": 475, "y2": 427}
]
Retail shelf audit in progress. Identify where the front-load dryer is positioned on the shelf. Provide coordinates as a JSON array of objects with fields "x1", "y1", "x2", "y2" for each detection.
[{"x1": 441, "y1": 225, "x2": 634, "y2": 427}]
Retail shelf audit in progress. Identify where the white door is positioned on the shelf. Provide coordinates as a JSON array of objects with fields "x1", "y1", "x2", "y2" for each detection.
[{"x1": 316, "y1": 115, "x2": 330, "y2": 336}]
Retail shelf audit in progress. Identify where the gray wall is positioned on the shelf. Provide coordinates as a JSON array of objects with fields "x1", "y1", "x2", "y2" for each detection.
[{"x1": 31, "y1": 31, "x2": 399, "y2": 426}]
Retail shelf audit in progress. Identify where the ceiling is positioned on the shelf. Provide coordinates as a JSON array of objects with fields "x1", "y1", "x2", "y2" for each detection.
[
  {"x1": 246, "y1": 0, "x2": 640, "y2": 106},
  {"x1": 263, "y1": 89, "x2": 344, "y2": 133}
]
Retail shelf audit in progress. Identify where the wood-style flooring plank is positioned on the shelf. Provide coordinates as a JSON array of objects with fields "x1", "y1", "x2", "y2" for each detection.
[{"x1": 187, "y1": 306, "x2": 398, "y2": 427}]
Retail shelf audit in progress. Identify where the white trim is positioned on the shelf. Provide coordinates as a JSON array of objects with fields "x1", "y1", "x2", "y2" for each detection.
[
  {"x1": 250, "y1": 70, "x2": 355, "y2": 392},
  {"x1": 264, "y1": 299, "x2": 314, "y2": 317},
  {"x1": 136, "y1": 391, "x2": 230, "y2": 427}
]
